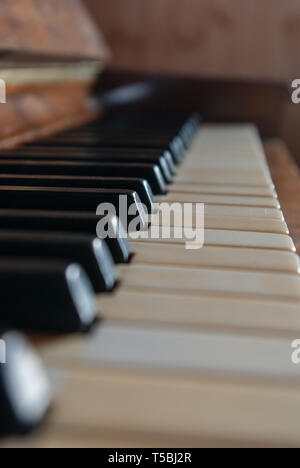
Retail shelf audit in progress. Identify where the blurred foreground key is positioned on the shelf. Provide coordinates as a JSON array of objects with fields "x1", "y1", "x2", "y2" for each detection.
[
  {"x1": 0, "y1": 331, "x2": 52, "y2": 435},
  {"x1": 0, "y1": 259, "x2": 97, "y2": 333}
]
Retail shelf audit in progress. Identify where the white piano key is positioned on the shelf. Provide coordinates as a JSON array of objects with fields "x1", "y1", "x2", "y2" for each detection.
[
  {"x1": 204, "y1": 229, "x2": 296, "y2": 250},
  {"x1": 181, "y1": 150, "x2": 268, "y2": 171},
  {"x1": 131, "y1": 229, "x2": 295, "y2": 250},
  {"x1": 32, "y1": 321, "x2": 300, "y2": 447},
  {"x1": 151, "y1": 204, "x2": 283, "y2": 220},
  {"x1": 130, "y1": 242, "x2": 300, "y2": 273},
  {"x1": 118, "y1": 264, "x2": 300, "y2": 300},
  {"x1": 186, "y1": 125, "x2": 270, "y2": 168},
  {"x1": 150, "y1": 213, "x2": 288, "y2": 233},
  {"x1": 181, "y1": 156, "x2": 267, "y2": 171},
  {"x1": 170, "y1": 183, "x2": 277, "y2": 197},
  {"x1": 203, "y1": 215, "x2": 288, "y2": 233},
  {"x1": 24, "y1": 366, "x2": 300, "y2": 447},
  {"x1": 59, "y1": 324, "x2": 300, "y2": 382},
  {"x1": 156, "y1": 192, "x2": 280, "y2": 208},
  {"x1": 175, "y1": 169, "x2": 273, "y2": 187},
  {"x1": 204, "y1": 205, "x2": 283, "y2": 219},
  {"x1": 99, "y1": 289, "x2": 300, "y2": 335}
]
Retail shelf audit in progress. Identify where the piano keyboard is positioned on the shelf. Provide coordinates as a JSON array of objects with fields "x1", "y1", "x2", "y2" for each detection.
[{"x1": 0, "y1": 114, "x2": 300, "y2": 447}]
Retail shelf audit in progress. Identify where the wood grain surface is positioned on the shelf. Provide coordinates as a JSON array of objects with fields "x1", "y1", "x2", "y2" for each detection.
[
  {"x1": 0, "y1": 0, "x2": 109, "y2": 60},
  {"x1": 85, "y1": 0, "x2": 300, "y2": 81},
  {"x1": 0, "y1": 0, "x2": 107, "y2": 147},
  {"x1": 0, "y1": 82, "x2": 100, "y2": 149},
  {"x1": 98, "y1": 70, "x2": 289, "y2": 140}
]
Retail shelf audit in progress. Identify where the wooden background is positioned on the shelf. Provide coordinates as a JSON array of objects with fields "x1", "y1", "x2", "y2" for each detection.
[
  {"x1": 85, "y1": 0, "x2": 300, "y2": 165},
  {"x1": 85, "y1": 0, "x2": 300, "y2": 81},
  {"x1": 0, "y1": 0, "x2": 108, "y2": 59},
  {"x1": 0, "y1": 0, "x2": 106, "y2": 149}
]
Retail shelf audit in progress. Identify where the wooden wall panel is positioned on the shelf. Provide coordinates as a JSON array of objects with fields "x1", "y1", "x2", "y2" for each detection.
[
  {"x1": 85, "y1": 0, "x2": 300, "y2": 80},
  {"x1": 0, "y1": 0, "x2": 109, "y2": 59}
]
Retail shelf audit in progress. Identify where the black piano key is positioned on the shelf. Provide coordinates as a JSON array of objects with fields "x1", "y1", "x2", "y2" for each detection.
[
  {"x1": 179, "y1": 125, "x2": 193, "y2": 148},
  {"x1": 160, "y1": 151, "x2": 176, "y2": 174},
  {"x1": 63, "y1": 121, "x2": 190, "y2": 136},
  {"x1": 0, "y1": 210, "x2": 131, "y2": 263},
  {"x1": 0, "y1": 160, "x2": 166, "y2": 195},
  {"x1": 0, "y1": 330, "x2": 52, "y2": 434},
  {"x1": 0, "y1": 175, "x2": 154, "y2": 213},
  {"x1": 1, "y1": 150, "x2": 173, "y2": 183},
  {"x1": 80, "y1": 115, "x2": 200, "y2": 150},
  {"x1": 0, "y1": 187, "x2": 148, "y2": 231},
  {"x1": 27, "y1": 134, "x2": 177, "y2": 145},
  {"x1": 87, "y1": 125, "x2": 196, "y2": 148},
  {"x1": 0, "y1": 259, "x2": 97, "y2": 333},
  {"x1": 87, "y1": 112, "x2": 193, "y2": 129},
  {"x1": 59, "y1": 132, "x2": 184, "y2": 146},
  {"x1": 0, "y1": 231, "x2": 116, "y2": 293},
  {"x1": 76, "y1": 123, "x2": 194, "y2": 155},
  {"x1": 94, "y1": 213, "x2": 131, "y2": 263},
  {"x1": 179, "y1": 117, "x2": 200, "y2": 147},
  {"x1": 27, "y1": 136, "x2": 184, "y2": 164},
  {"x1": 0, "y1": 147, "x2": 176, "y2": 176}
]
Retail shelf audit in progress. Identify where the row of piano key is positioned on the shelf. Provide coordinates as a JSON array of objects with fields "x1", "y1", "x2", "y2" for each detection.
[
  {"x1": 1, "y1": 113, "x2": 300, "y2": 446},
  {"x1": 0, "y1": 113, "x2": 200, "y2": 434}
]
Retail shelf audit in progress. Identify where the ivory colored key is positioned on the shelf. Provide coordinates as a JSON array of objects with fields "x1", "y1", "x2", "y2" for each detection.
[
  {"x1": 156, "y1": 193, "x2": 280, "y2": 208},
  {"x1": 182, "y1": 157, "x2": 266, "y2": 171},
  {"x1": 117, "y1": 264, "x2": 300, "y2": 300},
  {"x1": 202, "y1": 215, "x2": 288, "y2": 234},
  {"x1": 10, "y1": 367, "x2": 300, "y2": 447},
  {"x1": 24, "y1": 325, "x2": 300, "y2": 447},
  {"x1": 189, "y1": 123, "x2": 263, "y2": 141},
  {"x1": 99, "y1": 289, "x2": 300, "y2": 335},
  {"x1": 182, "y1": 145, "x2": 270, "y2": 171},
  {"x1": 130, "y1": 242, "x2": 300, "y2": 273},
  {"x1": 186, "y1": 125, "x2": 270, "y2": 168},
  {"x1": 181, "y1": 151, "x2": 268, "y2": 171},
  {"x1": 186, "y1": 124, "x2": 262, "y2": 145},
  {"x1": 202, "y1": 205, "x2": 283, "y2": 220},
  {"x1": 150, "y1": 212, "x2": 289, "y2": 234},
  {"x1": 204, "y1": 229, "x2": 296, "y2": 250},
  {"x1": 175, "y1": 169, "x2": 273, "y2": 187},
  {"x1": 151, "y1": 204, "x2": 283, "y2": 219},
  {"x1": 42, "y1": 324, "x2": 300, "y2": 380},
  {"x1": 170, "y1": 183, "x2": 277, "y2": 197},
  {"x1": 131, "y1": 229, "x2": 295, "y2": 250}
]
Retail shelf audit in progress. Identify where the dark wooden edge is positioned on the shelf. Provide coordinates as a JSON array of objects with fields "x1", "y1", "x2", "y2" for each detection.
[
  {"x1": 0, "y1": 82, "x2": 101, "y2": 149},
  {"x1": 0, "y1": 68, "x2": 291, "y2": 150},
  {"x1": 265, "y1": 139, "x2": 300, "y2": 254},
  {"x1": 97, "y1": 69, "x2": 290, "y2": 138}
]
